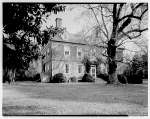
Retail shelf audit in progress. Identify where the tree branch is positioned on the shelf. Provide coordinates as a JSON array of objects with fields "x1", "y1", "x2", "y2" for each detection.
[
  {"x1": 124, "y1": 28, "x2": 148, "y2": 35},
  {"x1": 88, "y1": 4, "x2": 109, "y2": 41},
  {"x1": 100, "y1": 6, "x2": 109, "y2": 38},
  {"x1": 116, "y1": 3, "x2": 125, "y2": 20}
]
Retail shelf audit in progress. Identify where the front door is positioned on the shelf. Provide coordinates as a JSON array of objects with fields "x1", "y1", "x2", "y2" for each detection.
[{"x1": 90, "y1": 66, "x2": 96, "y2": 78}]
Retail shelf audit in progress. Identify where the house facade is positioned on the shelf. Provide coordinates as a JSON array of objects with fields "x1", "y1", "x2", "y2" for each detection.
[
  {"x1": 41, "y1": 30, "x2": 91, "y2": 82},
  {"x1": 41, "y1": 18, "x2": 124, "y2": 82}
]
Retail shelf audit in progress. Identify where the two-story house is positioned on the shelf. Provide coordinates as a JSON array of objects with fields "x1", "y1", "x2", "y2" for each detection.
[{"x1": 41, "y1": 18, "x2": 124, "y2": 83}]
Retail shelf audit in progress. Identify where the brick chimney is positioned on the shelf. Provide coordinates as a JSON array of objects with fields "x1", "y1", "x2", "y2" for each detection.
[{"x1": 55, "y1": 18, "x2": 62, "y2": 29}]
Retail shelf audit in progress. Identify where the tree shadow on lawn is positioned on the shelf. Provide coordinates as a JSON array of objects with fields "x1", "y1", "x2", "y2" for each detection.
[
  {"x1": 3, "y1": 104, "x2": 57, "y2": 116},
  {"x1": 5, "y1": 82, "x2": 147, "y2": 107}
]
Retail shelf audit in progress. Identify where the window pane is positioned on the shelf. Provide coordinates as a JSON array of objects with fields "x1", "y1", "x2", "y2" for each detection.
[
  {"x1": 78, "y1": 65, "x2": 82, "y2": 73},
  {"x1": 65, "y1": 51, "x2": 69, "y2": 55},
  {"x1": 64, "y1": 46, "x2": 70, "y2": 56},
  {"x1": 78, "y1": 52, "x2": 81, "y2": 56},
  {"x1": 92, "y1": 68, "x2": 95, "y2": 73},
  {"x1": 45, "y1": 64, "x2": 46, "y2": 71},
  {"x1": 47, "y1": 64, "x2": 49, "y2": 71},
  {"x1": 65, "y1": 64, "x2": 69, "y2": 73}
]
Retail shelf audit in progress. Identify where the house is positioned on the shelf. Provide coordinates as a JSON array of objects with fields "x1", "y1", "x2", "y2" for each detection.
[{"x1": 41, "y1": 18, "x2": 124, "y2": 82}]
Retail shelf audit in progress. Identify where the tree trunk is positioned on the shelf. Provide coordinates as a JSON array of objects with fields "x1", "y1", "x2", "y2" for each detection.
[
  {"x1": 8, "y1": 69, "x2": 16, "y2": 84},
  {"x1": 107, "y1": 40, "x2": 119, "y2": 85}
]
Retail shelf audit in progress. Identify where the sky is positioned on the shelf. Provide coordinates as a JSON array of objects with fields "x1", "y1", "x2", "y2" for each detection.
[
  {"x1": 41, "y1": 5, "x2": 83, "y2": 33},
  {"x1": 41, "y1": 4, "x2": 148, "y2": 57}
]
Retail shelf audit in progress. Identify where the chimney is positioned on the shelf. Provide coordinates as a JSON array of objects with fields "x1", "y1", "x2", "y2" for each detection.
[{"x1": 55, "y1": 18, "x2": 62, "y2": 29}]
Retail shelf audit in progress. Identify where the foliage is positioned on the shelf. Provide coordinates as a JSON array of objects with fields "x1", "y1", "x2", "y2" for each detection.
[
  {"x1": 69, "y1": 77, "x2": 77, "y2": 83},
  {"x1": 51, "y1": 73, "x2": 67, "y2": 83},
  {"x1": 117, "y1": 74, "x2": 128, "y2": 84},
  {"x1": 81, "y1": 55, "x2": 92, "y2": 73},
  {"x1": 82, "y1": 55, "x2": 103, "y2": 74},
  {"x1": 3, "y1": 3, "x2": 66, "y2": 82},
  {"x1": 3, "y1": 70, "x2": 10, "y2": 83},
  {"x1": 97, "y1": 73, "x2": 128, "y2": 84},
  {"x1": 76, "y1": 3, "x2": 148, "y2": 84},
  {"x1": 97, "y1": 73, "x2": 109, "y2": 82},
  {"x1": 82, "y1": 73, "x2": 95, "y2": 82},
  {"x1": 123, "y1": 53, "x2": 148, "y2": 79},
  {"x1": 126, "y1": 74, "x2": 143, "y2": 84},
  {"x1": 123, "y1": 53, "x2": 147, "y2": 84}
]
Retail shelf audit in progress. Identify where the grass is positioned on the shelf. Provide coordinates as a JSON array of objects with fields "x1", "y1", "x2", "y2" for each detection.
[{"x1": 3, "y1": 81, "x2": 148, "y2": 116}]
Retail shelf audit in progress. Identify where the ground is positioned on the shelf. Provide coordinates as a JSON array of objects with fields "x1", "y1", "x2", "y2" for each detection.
[{"x1": 3, "y1": 80, "x2": 148, "y2": 116}]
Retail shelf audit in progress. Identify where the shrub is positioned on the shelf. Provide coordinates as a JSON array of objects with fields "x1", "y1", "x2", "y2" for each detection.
[
  {"x1": 97, "y1": 73, "x2": 109, "y2": 82},
  {"x1": 51, "y1": 73, "x2": 67, "y2": 83},
  {"x1": 126, "y1": 74, "x2": 143, "y2": 84},
  {"x1": 117, "y1": 74, "x2": 128, "y2": 84},
  {"x1": 3, "y1": 73, "x2": 10, "y2": 83},
  {"x1": 33, "y1": 73, "x2": 41, "y2": 82},
  {"x1": 82, "y1": 73, "x2": 95, "y2": 82},
  {"x1": 69, "y1": 76, "x2": 77, "y2": 83}
]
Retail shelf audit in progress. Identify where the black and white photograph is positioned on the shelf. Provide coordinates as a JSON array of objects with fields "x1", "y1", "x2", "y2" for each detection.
[{"x1": 2, "y1": 1, "x2": 148, "y2": 116}]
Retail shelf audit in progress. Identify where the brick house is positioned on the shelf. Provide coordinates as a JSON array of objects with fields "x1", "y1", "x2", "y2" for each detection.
[{"x1": 41, "y1": 18, "x2": 124, "y2": 82}]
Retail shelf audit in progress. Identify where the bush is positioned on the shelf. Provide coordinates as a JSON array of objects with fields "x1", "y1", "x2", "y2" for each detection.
[
  {"x1": 97, "y1": 73, "x2": 109, "y2": 82},
  {"x1": 126, "y1": 74, "x2": 143, "y2": 84},
  {"x1": 3, "y1": 73, "x2": 10, "y2": 83},
  {"x1": 69, "y1": 77, "x2": 77, "y2": 83},
  {"x1": 33, "y1": 73, "x2": 41, "y2": 82},
  {"x1": 82, "y1": 73, "x2": 95, "y2": 82},
  {"x1": 51, "y1": 73, "x2": 67, "y2": 83},
  {"x1": 117, "y1": 74, "x2": 128, "y2": 84}
]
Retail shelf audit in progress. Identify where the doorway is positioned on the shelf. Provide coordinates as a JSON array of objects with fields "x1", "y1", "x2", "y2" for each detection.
[{"x1": 90, "y1": 65, "x2": 96, "y2": 78}]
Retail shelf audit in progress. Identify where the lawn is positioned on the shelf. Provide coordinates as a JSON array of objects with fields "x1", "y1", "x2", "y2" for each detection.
[{"x1": 3, "y1": 81, "x2": 148, "y2": 116}]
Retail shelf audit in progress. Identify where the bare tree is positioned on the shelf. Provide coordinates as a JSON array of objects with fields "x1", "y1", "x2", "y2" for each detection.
[{"x1": 74, "y1": 3, "x2": 148, "y2": 84}]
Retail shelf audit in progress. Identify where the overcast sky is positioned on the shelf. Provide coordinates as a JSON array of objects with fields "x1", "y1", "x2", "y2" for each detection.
[
  {"x1": 41, "y1": 4, "x2": 83, "y2": 33},
  {"x1": 41, "y1": 4, "x2": 148, "y2": 56}
]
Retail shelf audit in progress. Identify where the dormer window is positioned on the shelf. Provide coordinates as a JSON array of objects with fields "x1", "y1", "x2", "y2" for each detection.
[{"x1": 62, "y1": 32, "x2": 68, "y2": 40}]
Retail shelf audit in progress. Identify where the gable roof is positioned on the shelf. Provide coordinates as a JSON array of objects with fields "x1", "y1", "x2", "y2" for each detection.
[
  {"x1": 52, "y1": 31, "x2": 87, "y2": 45},
  {"x1": 41, "y1": 31, "x2": 124, "y2": 52}
]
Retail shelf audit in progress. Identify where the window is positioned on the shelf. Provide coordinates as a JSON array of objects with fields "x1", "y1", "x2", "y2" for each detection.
[
  {"x1": 77, "y1": 47, "x2": 82, "y2": 57},
  {"x1": 43, "y1": 64, "x2": 46, "y2": 72},
  {"x1": 78, "y1": 65, "x2": 82, "y2": 73},
  {"x1": 64, "y1": 46, "x2": 70, "y2": 56},
  {"x1": 62, "y1": 33, "x2": 68, "y2": 40},
  {"x1": 45, "y1": 64, "x2": 46, "y2": 71},
  {"x1": 44, "y1": 52, "x2": 46, "y2": 61},
  {"x1": 47, "y1": 64, "x2": 49, "y2": 71},
  {"x1": 65, "y1": 51, "x2": 69, "y2": 55},
  {"x1": 78, "y1": 52, "x2": 81, "y2": 56},
  {"x1": 92, "y1": 68, "x2": 95, "y2": 73},
  {"x1": 65, "y1": 64, "x2": 69, "y2": 73}
]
